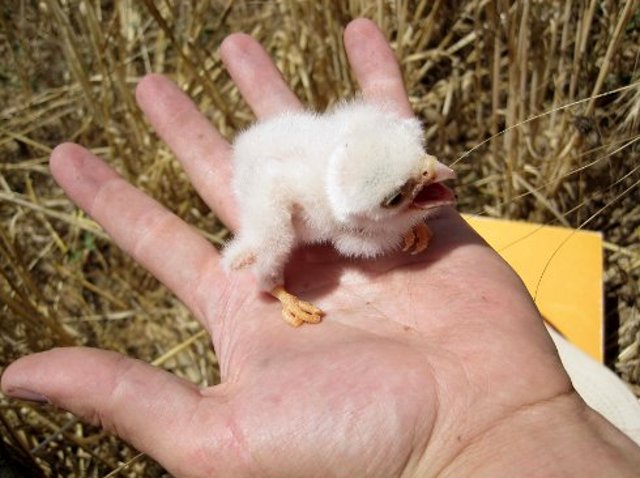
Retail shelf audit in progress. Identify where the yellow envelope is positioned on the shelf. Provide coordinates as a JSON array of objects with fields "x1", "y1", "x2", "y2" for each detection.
[{"x1": 464, "y1": 215, "x2": 604, "y2": 362}]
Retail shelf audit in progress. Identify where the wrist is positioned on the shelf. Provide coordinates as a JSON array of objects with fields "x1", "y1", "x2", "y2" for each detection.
[{"x1": 435, "y1": 391, "x2": 640, "y2": 478}]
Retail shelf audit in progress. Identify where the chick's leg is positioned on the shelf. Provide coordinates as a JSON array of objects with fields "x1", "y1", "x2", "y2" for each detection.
[
  {"x1": 233, "y1": 199, "x2": 325, "y2": 327},
  {"x1": 271, "y1": 285, "x2": 324, "y2": 327},
  {"x1": 402, "y1": 222, "x2": 433, "y2": 255}
]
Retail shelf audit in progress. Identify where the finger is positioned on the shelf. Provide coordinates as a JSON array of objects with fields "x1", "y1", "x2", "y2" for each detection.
[
  {"x1": 220, "y1": 33, "x2": 303, "y2": 118},
  {"x1": 135, "y1": 74, "x2": 237, "y2": 229},
  {"x1": 344, "y1": 18, "x2": 414, "y2": 118},
  {"x1": 50, "y1": 143, "x2": 224, "y2": 323},
  {"x1": 0, "y1": 348, "x2": 232, "y2": 477}
]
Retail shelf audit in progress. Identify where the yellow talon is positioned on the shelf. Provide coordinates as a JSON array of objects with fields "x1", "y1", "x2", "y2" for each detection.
[
  {"x1": 402, "y1": 229, "x2": 415, "y2": 252},
  {"x1": 402, "y1": 222, "x2": 432, "y2": 255},
  {"x1": 271, "y1": 285, "x2": 324, "y2": 327}
]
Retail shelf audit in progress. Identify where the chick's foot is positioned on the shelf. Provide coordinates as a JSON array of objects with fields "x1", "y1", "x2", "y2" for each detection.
[
  {"x1": 271, "y1": 285, "x2": 324, "y2": 327},
  {"x1": 402, "y1": 222, "x2": 433, "y2": 255}
]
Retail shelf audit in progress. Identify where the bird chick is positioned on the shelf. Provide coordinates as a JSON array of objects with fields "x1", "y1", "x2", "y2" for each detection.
[{"x1": 222, "y1": 100, "x2": 456, "y2": 326}]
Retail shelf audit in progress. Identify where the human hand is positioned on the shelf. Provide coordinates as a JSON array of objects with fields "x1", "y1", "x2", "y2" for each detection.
[{"x1": 3, "y1": 18, "x2": 640, "y2": 478}]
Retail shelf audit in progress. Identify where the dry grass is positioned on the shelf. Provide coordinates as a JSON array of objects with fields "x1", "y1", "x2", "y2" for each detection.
[{"x1": 1, "y1": 0, "x2": 639, "y2": 476}]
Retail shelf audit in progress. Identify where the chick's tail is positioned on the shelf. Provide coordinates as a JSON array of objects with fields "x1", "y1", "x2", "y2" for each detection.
[{"x1": 221, "y1": 239, "x2": 257, "y2": 272}]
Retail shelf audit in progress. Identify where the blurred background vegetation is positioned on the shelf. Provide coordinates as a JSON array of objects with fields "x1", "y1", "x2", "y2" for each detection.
[{"x1": 1, "y1": 0, "x2": 639, "y2": 476}]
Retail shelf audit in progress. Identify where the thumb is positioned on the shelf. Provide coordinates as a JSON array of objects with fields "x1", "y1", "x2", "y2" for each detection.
[{"x1": 1, "y1": 347, "x2": 237, "y2": 477}]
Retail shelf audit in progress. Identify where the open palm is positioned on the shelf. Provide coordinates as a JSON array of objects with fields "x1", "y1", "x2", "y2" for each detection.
[{"x1": 3, "y1": 19, "x2": 589, "y2": 478}]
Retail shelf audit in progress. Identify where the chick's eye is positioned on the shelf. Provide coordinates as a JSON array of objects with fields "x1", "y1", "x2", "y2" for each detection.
[{"x1": 381, "y1": 190, "x2": 404, "y2": 208}]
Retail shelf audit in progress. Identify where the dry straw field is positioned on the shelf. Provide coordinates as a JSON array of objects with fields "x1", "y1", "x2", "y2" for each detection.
[{"x1": 1, "y1": 0, "x2": 639, "y2": 476}]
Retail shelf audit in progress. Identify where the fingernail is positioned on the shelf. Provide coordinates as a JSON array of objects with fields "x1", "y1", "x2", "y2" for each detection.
[{"x1": 8, "y1": 388, "x2": 50, "y2": 404}]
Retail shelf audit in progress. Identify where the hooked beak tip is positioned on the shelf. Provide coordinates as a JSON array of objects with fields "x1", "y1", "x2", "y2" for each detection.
[
  {"x1": 422, "y1": 156, "x2": 456, "y2": 183},
  {"x1": 434, "y1": 163, "x2": 456, "y2": 182}
]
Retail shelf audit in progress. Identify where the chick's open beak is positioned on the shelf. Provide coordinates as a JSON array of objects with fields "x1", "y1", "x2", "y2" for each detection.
[{"x1": 411, "y1": 156, "x2": 457, "y2": 210}]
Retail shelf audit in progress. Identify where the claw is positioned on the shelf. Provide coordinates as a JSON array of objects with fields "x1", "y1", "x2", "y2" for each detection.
[
  {"x1": 402, "y1": 222, "x2": 433, "y2": 255},
  {"x1": 271, "y1": 285, "x2": 324, "y2": 327},
  {"x1": 402, "y1": 229, "x2": 415, "y2": 252}
]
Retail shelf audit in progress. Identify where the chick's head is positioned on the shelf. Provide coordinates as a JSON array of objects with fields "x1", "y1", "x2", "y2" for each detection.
[{"x1": 326, "y1": 111, "x2": 455, "y2": 224}]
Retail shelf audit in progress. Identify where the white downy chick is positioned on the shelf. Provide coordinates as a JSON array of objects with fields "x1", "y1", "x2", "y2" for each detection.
[{"x1": 222, "y1": 99, "x2": 456, "y2": 326}]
